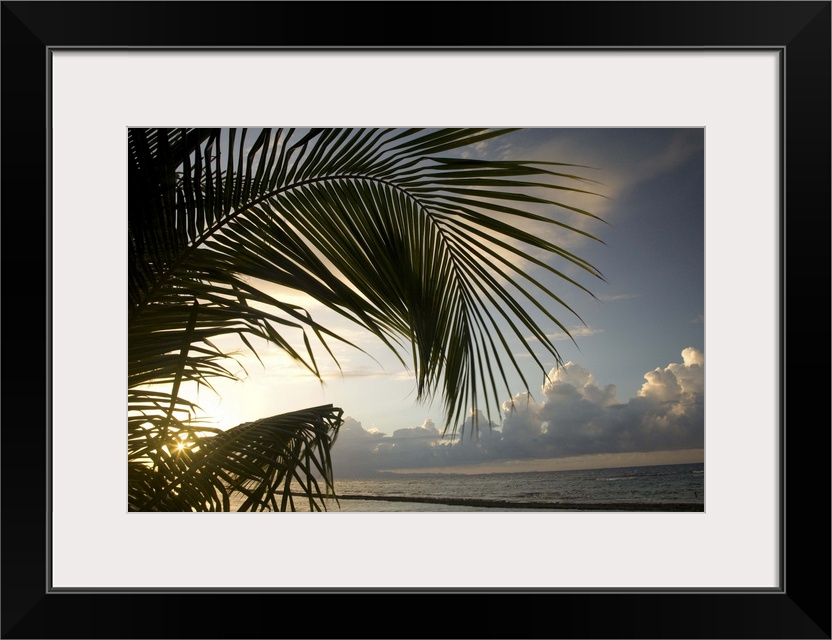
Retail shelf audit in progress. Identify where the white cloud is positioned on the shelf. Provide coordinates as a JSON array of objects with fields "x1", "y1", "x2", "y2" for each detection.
[
  {"x1": 391, "y1": 419, "x2": 442, "y2": 440},
  {"x1": 330, "y1": 349, "x2": 704, "y2": 475}
]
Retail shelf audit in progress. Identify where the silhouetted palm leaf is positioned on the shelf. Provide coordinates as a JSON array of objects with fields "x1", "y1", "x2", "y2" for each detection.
[
  {"x1": 128, "y1": 127, "x2": 603, "y2": 511},
  {"x1": 129, "y1": 404, "x2": 342, "y2": 512}
]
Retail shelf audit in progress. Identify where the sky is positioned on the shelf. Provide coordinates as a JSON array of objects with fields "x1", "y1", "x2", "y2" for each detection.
[{"x1": 179, "y1": 128, "x2": 705, "y2": 477}]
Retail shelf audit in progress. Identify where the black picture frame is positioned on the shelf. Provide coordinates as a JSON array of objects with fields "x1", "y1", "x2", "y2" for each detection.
[{"x1": 2, "y1": 2, "x2": 829, "y2": 638}]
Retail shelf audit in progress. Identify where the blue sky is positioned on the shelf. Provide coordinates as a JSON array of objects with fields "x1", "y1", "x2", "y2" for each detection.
[{"x1": 183, "y1": 128, "x2": 705, "y2": 475}]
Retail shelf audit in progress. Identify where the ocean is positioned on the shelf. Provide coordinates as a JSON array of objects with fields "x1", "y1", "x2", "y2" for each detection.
[{"x1": 230, "y1": 462, "x2": 704, "y2": 512}]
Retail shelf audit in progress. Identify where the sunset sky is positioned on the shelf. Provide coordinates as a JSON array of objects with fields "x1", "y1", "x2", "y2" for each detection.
[{"x1": 180, "y1": 128, "x2": 705, "y2": 475}]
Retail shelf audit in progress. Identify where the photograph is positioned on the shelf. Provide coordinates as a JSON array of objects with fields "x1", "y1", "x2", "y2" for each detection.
[
  {"x1": 3, "y1": 0, "x2": 828, "y2": 637},
  {"x1": 128, "y1": 127, "x2": 705, "y2": 513}
]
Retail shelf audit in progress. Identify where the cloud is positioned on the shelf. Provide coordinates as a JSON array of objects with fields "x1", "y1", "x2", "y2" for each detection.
[
  {"x1": 499, "y1": 350, "x2": 704, "y2": 459},
  {"x1": 549, "y1": 326, "x2": 604, "y2": 341},
  {"x1": 391, "y1": 419, "x2": 442, "y2": 440},
  {"x1": 512, "y1": 128, "x2": 704, "y2": 224},
  {"x1": 329, "y1": 416, "x2": 387, "y2": 478},
  {"x1": 598, "y1": 293, "x2": 641, "y2": 302},
  {"x1": 330, "y1": 349, "x2": 704, "y2": 475},
  {"x1": 523, "y1": 326, "x2": 603, "y2": 344},
  {"x1": 631, "y1": 130, "x2": 704, "y2": 186}
]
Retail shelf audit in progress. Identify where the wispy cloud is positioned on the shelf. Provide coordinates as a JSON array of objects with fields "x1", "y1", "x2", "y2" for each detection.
[
  {"x1": 598, "y1": 293, "x2": 641, "y2": 302},
  {"x1": 549, "y1": 326, "x2": 604, "y2": 341},
  {"x1": 525, "y1": 326, "x2": 603, "y2": 342},
  {"x1": 320, "y1": 368, "x2": 394, "y2": 381}
]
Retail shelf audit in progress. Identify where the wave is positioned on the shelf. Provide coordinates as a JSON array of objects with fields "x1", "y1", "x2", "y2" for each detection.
[{"x1": 332, "y1": 493, "x2": 703, "y2": 512}]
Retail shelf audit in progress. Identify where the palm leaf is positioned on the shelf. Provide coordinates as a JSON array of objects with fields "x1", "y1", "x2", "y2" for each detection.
[
  {"x1": 129, "y1": 405, "x2": 342, "y2": 512},
  {"x1": 128, "y1": 127, "x2": 604, "y2": 510}
]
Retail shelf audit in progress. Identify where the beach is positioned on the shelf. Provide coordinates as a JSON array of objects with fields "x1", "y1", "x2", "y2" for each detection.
[{"x1": 228, "y1": 462, "x2": 705, "y2": 512}]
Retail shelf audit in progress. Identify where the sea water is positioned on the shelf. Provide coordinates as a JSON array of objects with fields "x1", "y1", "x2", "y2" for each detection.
[{"x1": 229, "y1": 462, "x2": 704, "y2": 512}]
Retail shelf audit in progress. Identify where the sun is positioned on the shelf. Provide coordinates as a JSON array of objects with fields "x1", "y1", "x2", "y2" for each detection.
[{"x1": 174, "y1": 434, "x2": 191, "y2": 453}]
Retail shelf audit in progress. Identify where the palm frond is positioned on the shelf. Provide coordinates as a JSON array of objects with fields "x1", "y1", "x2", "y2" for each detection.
[
  {"x1": 128, "y1": 127, "x2": 604, "y2": 510},
  {"x1": 129, "y1": 128, "x2": 603, "y2": 423},
  {"x1": 129, "y1": 404, "x2": 343, "y2": 512}
]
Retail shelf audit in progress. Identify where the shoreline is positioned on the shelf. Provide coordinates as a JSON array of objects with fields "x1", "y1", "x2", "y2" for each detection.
[{"x1": 331, "y1": 493, "x2": 703, "y2": 512}]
